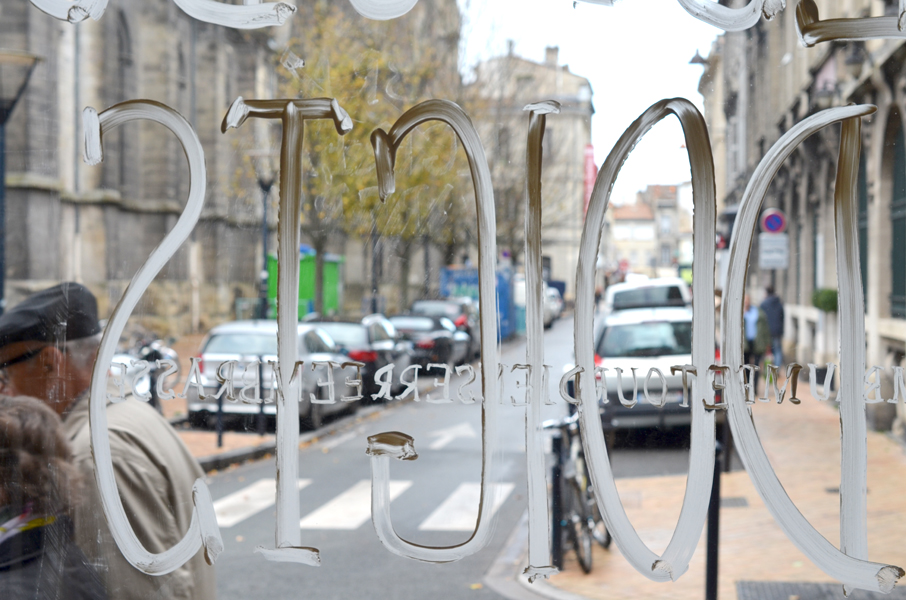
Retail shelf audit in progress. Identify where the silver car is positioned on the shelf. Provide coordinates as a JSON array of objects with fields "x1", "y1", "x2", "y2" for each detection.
[{"x1": 186, "y1": 320, "x2": 356, "y2": 429}]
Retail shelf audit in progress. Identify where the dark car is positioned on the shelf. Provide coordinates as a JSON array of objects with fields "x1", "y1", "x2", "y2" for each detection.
[
  {"x1": 308, "y1": 314, "x2": 412, "y2": 399},
  {"x1": 389, "y1": 314, "x2": 470, "y2": 368},
  {"x1": 409, "y1": 298, "x2": 480, "y2": 359}
]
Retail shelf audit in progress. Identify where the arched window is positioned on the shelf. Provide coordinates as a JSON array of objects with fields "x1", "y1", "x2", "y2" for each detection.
[
  {"x1": 102, "y1": 9, "x2": 134, "y2": 195},
  {"x1": 115, "y1": 10, "x2": 132, "y2": 191},
  {"x1": 892, "y1": 123, "x2": 906, "y2": 318}
]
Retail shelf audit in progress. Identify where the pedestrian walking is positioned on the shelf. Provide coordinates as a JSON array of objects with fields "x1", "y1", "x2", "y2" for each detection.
[
  {"x1": 0, "y1": 283, "x2": 216, "y2": 600},
  {"x1": 743, "y1": 294, "x2": 771, "y2": 394},
  {"x1": 761, "y1": 285, "x2": 785, "y2": 368}
]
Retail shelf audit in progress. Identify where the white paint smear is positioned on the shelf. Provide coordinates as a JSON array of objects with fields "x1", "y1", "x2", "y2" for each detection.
[
  {"x1": 86, "y1": 100, "x2": 220, "y2": 576},
  {"x1": 418, "y1": 483, "x2": 514, "y2": 532},
  {"x1": 574, "y1": 0, "x2": 784, "y2": 32},
  {"x1": 300, "y1": 480, "x2": 410, "y2": 530},
  {"x1": 29, "y1": 0, "x2": 107, "y2": 23},
  {"x1": 574, "y1": 98, "x2": 715, "y2": 583},
  {"x1": 215, "y1": 479, "x2": 311, "y2": 528},
  {"x1": 722, "y1": 104, "x2": 903, "y2": 594},
  {"x1": 172, "y1": 0, "x2": 294, "y2": 29},
  {"x1": 348, "y1": 0, "x2": 418, "y2": 20},
  {"x1": 675, "y1": 0, "x2": 784, "y2": 31},
  {"x1": 368, "y1": 99, "x2": 500, "y2": 564}
]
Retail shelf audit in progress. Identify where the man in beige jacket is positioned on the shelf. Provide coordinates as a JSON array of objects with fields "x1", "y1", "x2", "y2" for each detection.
[{"x1": 0, "y1": 282, "x2": 216, "y2": 600}]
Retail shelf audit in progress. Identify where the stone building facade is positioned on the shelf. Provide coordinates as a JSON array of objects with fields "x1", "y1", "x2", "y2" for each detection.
[
  {"x1": 698, "y1": 0, "x2": 906, "y2": 430},
  {"x1": 469, "y1": 45, "x2": 594, "y2": 302},
  {"x1": 2, "y1": 0, "x2": 279, "y2": 335},
  {"x1": 2, "y1": 0, "x2": 464, "y2": 333},
  {"x1": 607, "y1": 201, "x2": 656, "y2": 276}
]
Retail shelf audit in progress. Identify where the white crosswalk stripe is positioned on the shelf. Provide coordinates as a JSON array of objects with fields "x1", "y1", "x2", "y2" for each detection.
[
  {"x1": 299, "y1": 479, "x2": 412, "y2": 530},
  {"x1": 417, "y1": 483, "x2": 515, "y2": 531},
  {"x1": 214, "y1": 478, "x2": 311, "y2": 528}
]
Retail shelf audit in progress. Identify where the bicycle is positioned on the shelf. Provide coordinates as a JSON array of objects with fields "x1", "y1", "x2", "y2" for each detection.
[{"x1": 543, "y1": 410, "x2": 611, "y2": 574}]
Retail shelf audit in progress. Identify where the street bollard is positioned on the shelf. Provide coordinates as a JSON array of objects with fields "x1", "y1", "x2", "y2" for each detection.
[
  {"x1": 705, "y1": 440, "x2": 723, "y2": 600},
  {"x1": 216, "y1": 390, "x2": 224, "y2": 449},
  {"x1": 257, "y1": 356, "x2": 267, "y2": 436},
  {"x1": 550, "y1": 432, "x2": 563, "y2": 570}
]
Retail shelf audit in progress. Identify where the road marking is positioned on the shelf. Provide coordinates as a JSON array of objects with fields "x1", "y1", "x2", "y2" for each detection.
[
  {"x1": 215, "y1": 479, "x2": 311, "y2": 528},
  {"x1": 299, "y1": 479, "x2": 411, "y2": 530},
  {"x1": 417, "y1": 482, "x2": 515, "y2": 531},
  {"x1": 317, "y1": 425, "x2": 365, "y2": 451},
  {"x1": 427, "y1": 422, "x2": 477, "y2": 450}
]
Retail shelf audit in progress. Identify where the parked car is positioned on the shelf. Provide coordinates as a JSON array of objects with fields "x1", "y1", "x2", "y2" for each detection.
[
  {"x1": 186, "y1": 320, "x2": 353, "y2": 430},
  {"x1": 409, "y1": 298, "x2": 480, "y2": 359},
  {"x1": 307, "y1": 314, "x2": 412, "y2": 399},
  {"x1": 593, "y1": 307, "x2": 694, "y2": 435},
  {"x1": 543, "y1": 285, "x2": 564, "y2": 328},
  {"x1": 389, "y1": 314, "x2": 471, "y2": 367},
  {"x1": 601, "y1": 277, "x2": 691, "y2": 316}
]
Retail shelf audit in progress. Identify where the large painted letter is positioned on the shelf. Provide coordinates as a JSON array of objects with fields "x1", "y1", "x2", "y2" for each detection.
[
  {"x1": 367, "y1": 100, "x2": 500, "y2": 563},
  {"x1": 722, "y1": 103, "x2": 904, "y2": 593},
  {"x1": 29, "y1": 0, "x2": 294, "y2": 28},
  {"x1": 575, "y1": 98, "x2": 715, "y2": 582},
  {"x1": 522, "y1": 100, "x2": 560, "y2": 581},
  {"x1": 222, "y1": 97, "x2": 353, "y2": 567},
  {"x1": 796, "y1": 0, "x2": 906, "y2": 48},
  {"x1": 84, "y1": 100, "x2": 222, "y2": 574}
]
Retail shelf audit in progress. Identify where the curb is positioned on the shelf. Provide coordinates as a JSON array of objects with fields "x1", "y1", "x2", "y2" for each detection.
[
  {"x1": 195, "y1": 397, "x2": 412, "y2": 473},
  {"x1": 484, "y1": 509, "x2": 590, "y2": 600}
]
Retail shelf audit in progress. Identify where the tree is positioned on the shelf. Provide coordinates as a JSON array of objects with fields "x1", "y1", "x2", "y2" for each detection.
[{"x1": 272, "y1": 0, "x2": 473, "y2": 314}]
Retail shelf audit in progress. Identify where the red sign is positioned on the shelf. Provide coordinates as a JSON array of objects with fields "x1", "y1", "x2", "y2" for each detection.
[
  {"x1": 760, "y1": 208, "x2": 787, "y2": 234},
  {"x1": 584, "y1": 144, "x2": 597, "y2": 216}
]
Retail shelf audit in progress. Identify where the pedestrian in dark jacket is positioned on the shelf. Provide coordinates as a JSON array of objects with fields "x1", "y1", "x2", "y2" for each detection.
[
  {"x1": 0, "y1": 395, "x2": 107, "y2": 600},
  {"x1": 743, "y1": 295, "x2": 771, "y2": 395},
  {"x1": 760, "y1": 286, "x2": 785, "y2": 367}
]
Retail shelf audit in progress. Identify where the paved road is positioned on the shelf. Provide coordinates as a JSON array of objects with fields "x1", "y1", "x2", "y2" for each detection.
[{"x1": 205, "y1": 314, "x2": 698, "y2": 599}]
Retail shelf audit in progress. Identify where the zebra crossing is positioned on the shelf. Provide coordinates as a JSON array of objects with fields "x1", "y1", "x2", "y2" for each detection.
[{"x1": 213, "y1": 477, "x2": 514, "y2": 532}]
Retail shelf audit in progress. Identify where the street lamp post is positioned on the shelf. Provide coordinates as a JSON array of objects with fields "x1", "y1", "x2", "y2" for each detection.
[{"x1": 0, "y1": 50, "x2": 39, "y2": 315}]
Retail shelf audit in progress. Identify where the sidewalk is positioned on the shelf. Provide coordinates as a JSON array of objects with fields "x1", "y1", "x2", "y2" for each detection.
[{"x1": 538, "y1": 382, "x2": 906, "y2": 599}]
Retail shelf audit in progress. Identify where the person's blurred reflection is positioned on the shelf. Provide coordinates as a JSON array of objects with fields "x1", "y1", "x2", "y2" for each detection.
[
  {"x1": 0, "y1": 283, "x2": 216, "y2": 600},
  {"x1": 0, "y1": 395, "x2": 107, "y2": 599}
]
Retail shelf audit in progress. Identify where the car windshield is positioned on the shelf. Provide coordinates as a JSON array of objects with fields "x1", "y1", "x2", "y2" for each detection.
[
  {"x1": 597, "y1": 321, "x2": 692, "y2": 357},
  {"x1": 204, "y1": 333, "x2": 279, "y2": 356},
  {"x1": 410, "y1": 301, "x2": 460, "y2": 318},
  {"x1": 303, "y1": 329, "x2": 338, "y2": 353},
  {"x1": 315, "y1": 323, "x2": 369, "y2": 347},
  {"x1": 390, "y1": 316, "x2": 436, "y2": 331},
  {"x1": 612, "y1": 286, "x2": 686, "y2": 310}
]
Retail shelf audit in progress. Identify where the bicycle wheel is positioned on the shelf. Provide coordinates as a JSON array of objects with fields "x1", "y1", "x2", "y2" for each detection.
[
  {"x1": 576, "y1": 453, "x2": 611, "y2": 550},
  {"x1": 563, "y1": 478, "x2": 594, "y2": 574},
  {"x1": 588, "y1": 494, "x2": 612, "y2": 549}
]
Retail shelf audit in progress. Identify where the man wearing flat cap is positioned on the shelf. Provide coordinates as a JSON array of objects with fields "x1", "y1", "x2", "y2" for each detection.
[{"x1": 0, "y1": 282, "x2": 216, "y2": 600}]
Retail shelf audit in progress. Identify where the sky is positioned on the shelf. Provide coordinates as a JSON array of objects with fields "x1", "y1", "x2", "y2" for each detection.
[{"x1": 459, "y1": 0, "x2": 721, "y2": 205}]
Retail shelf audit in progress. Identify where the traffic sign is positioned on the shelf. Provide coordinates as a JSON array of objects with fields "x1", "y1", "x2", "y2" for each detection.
[
  {"x1": 760, "y1": 208, "x2": 787, "y2": 234},
  {"x1": 759, "y1": 232, "x2": 789, "y2": 269}
]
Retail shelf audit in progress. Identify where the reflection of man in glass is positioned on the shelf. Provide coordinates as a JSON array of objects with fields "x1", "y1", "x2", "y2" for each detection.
[{"x1": 0, "y1": 283, "x2": 216, "y2": 600}]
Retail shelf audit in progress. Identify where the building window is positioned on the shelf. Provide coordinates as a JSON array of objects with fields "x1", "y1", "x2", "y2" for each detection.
[
  {"x1": 858, "y1": 151, "x2": 868, "y2": 309},
  {"x1": 660, "y1": 215, "x2": 671, "y2": 235},
  {"x1": 892, "y1": 124, "x2": 906, "y2": 318}
]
